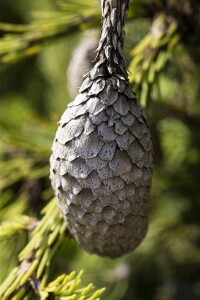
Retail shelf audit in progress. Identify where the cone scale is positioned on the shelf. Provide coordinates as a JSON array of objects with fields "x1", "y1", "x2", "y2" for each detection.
[{"x1": 50, "y1": 0, "x2": 153, "y2": 258}]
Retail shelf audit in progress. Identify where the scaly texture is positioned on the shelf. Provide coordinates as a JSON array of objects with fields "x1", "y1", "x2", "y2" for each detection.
[{"x1": 50, "y1": 0, "x2": 153, "y2": 258}]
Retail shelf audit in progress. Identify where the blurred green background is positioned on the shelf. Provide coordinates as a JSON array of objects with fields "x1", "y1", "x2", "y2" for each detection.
[{"x1": 0, "y1": 0, "x2": 200, "y2": 299}]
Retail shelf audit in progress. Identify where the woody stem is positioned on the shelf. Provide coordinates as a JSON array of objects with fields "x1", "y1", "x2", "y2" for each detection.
[{"x1": 94, "y1": 0, "x2": 131, "y2": 77}]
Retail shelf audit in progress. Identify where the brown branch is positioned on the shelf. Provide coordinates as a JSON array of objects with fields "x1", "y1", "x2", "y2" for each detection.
[
  {"x1": 27, "y1": 16, "x2": 96, "y2": 47},
  {"x1": 151, "y1": 101, "x2": 200, "y2": 128},
  {"x1": 144, "y1": 0, "x2": 200, "y2": 40}
]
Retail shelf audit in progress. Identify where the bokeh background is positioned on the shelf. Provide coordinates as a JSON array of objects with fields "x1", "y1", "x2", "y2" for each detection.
[{"x1": 0, "y1": 0, "x2": 200, "y2": 299}]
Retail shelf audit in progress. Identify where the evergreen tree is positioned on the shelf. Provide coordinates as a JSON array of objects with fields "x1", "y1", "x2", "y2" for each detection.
[{"x1": 0, "y1": 1, "x2": 200, "y2": 299}]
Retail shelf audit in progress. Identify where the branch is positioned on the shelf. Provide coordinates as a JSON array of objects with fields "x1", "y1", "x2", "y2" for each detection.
[
  {"x1": 151, "y1": 101, "x2": 200, "y2": 128},
  {"x1": 0, "y1": 199, "x2": 105, "y2": 300},
  {"x1": 0, "y1": 0, "x2": 101, "y2": 64},
  {"x1": 144, "y1": 0, "x2": 200, "y2": 33},
  {"x1": 128, "y1": 13, "x2": 180, "y2": 107}
]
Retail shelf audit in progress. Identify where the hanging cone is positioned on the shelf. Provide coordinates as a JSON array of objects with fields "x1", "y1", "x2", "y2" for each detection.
[
  {"x1": 67, "y1": 30, "x2": 99, "y2": 98},
  {"x1": 50, "y1": 0, "x2": 153, "y2": 258}
]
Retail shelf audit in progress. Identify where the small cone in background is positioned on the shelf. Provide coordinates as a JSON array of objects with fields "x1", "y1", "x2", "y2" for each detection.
[
  {"x1": 50, "y1": 0, "x2": 153, "y2": 258},
  {"x1": 67, "y1": 30, "x2": 99, "y2": 99}
]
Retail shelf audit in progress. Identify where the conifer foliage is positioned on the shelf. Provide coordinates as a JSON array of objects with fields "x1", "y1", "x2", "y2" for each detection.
[{"x1": 0, "y1": 0, "x2": 200, "y2": 300}]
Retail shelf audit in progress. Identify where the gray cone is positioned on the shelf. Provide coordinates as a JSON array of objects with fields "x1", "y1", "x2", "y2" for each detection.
[{"x1": 50, "y1": 0, "x2": 153, "y2": 258}]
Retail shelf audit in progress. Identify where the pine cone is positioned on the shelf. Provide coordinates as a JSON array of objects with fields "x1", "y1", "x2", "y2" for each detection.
[
  {"x1": 50, "y1": 0, "x2": 153, "y2": 258},
  {"x1": 67, "y1": 30, "x2": 99, "y2": 98}
]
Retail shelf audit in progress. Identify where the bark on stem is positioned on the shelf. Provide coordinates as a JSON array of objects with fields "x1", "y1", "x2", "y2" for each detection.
[{"x1": 94, "y1": 0, "x2": 131, "y2": 78}]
